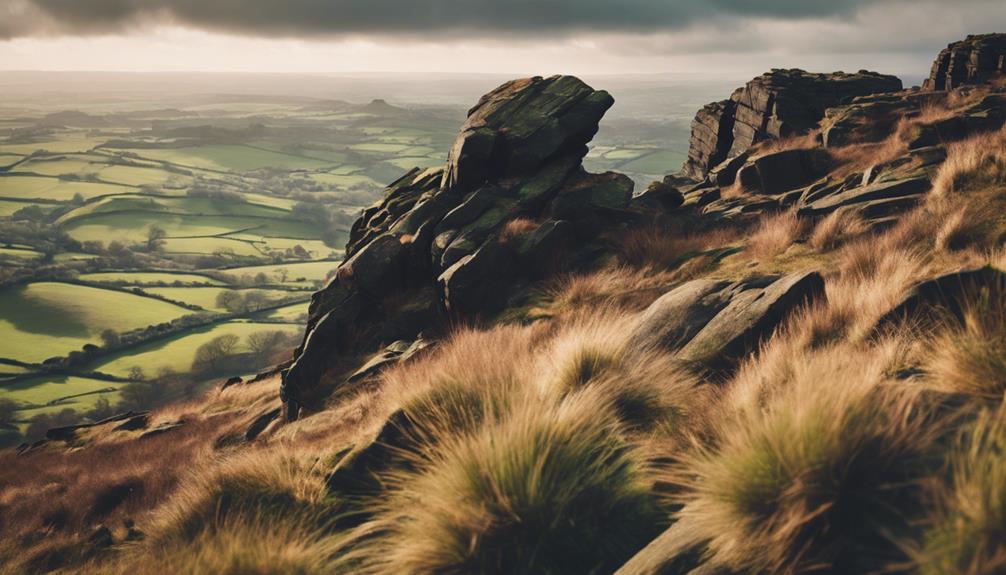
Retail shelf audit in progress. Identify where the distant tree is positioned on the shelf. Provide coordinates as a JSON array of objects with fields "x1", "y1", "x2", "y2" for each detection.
[
  {"x1": 127, "y1": 366, "x2": 146, "y2": 381},
  {"x1": 146, "y1": 225, "x2": 167, "y2": 252},
  {"x1": 242, "y1": 291, "x2": 270, "y2": 311},
  {"x1": 100, "y1": 329, "x2": 121, "y2": 348},
  {"x1": 82, "y1": 240, "x2": 105, "y2": 254},
  {"x1": 119, "y1": 382, "x2": 158, "y2": 409},
  {"x1": 192, "y1": 334, "x2": 240, "y2": 373},
  {"x1": 87, "y1": 397, "x2": 115, "y2": 422},
  {"x1": 215, "y1": 290, "x2": 243, "y2": 312},
  {"x1": 70, "y1": 192, "x2": 85, "y2": 205},
  {"x1": 275, "y1": 267, "x2": 290, "y2": 283},
  {"x1": 246, "y1": 330, "x2": 289, "y2": 355},
  {"x1": 254, "y1": 272, "x2": 269, "y2": 285},
  {"x1": 11, "y1": 205, "x2": 46, "y2": 222}
]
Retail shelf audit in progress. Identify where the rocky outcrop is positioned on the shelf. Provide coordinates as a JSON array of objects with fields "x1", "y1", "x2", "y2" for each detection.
[
  {"x1": 627, "y1": 271, "x2": 825, "y2": 369},
  {"x1": 925, "y1": 34, "x2": 1006, "y2": 91},
  {"x1": 282, "y1": 76, "x2": 634, "y2": 418},
  {"x1": 682, "y1": 69, "x2": 902, "y2": 180}
]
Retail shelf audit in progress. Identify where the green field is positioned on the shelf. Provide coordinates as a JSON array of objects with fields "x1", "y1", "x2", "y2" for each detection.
[
  {"x1": 144, "y1": 286, "x2": 297, "y2": 311},
  {"x1": 221, "y1": 260, "x2": 338, "y2": 284},
  {"x1": 63, "y1": 212, "x2": 320, "y2": 244},
  {"x1": 90, "y1": 320, "x2": 302, "y2": 378},
  {"x1": 0, "y1": 375, "x2": 126, "y2": 420},
  {"x1": 119, "y1": 145, "x2": 337, "y2": 172},
  {"x1": 0, "y1": 175, "x2": 133, "y2": 201},
  {"x1": 0, "y1": 282, "x2": 193, "y2": 362},
  {"x1": 78, "y1": 271, "x2": 225, "y2": 285},
  {"x1": 259, "y1": 301, "x2": 310, "y2": 322}
]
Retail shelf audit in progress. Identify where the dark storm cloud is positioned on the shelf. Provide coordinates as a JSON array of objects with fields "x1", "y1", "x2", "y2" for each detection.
[{"x1": 6, "y1": 0, "x2": 899, "y2": 38}]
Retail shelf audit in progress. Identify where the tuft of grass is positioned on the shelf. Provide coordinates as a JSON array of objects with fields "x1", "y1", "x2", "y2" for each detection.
[
  {"x1": 809, "y1": 209, "x2": 866, "y2": 252},
  {"x1": 927, "y1": 279, "x2": 1006, "y2": 400},
  {"x1": 348, "y1": 392, "x2": 664, "y2": 574},
  {"x1": 931, "y1": 125, "x2": 1006, "y2": 197},
  {"x1": 747, "y1": 209, "x2": 808, "y2": 263},
  {"x1": 101, "y1": 517, "x2": 343, "y2": 575},
  {"x1": 615, "y1": 226, "x2": 737, "y2": 271},
  {"x1": 681, "y1": 345, "x2": 939, "y2": 574},
  {"x1": 148, "y1": 450, "x2": 330, "y2": 544},
  {"x1": 917, "y1": 408, "x2": 1006, "y2": 575},
  {"x1": 537, "y1": 312, "x2": 704, "y2": 434}
]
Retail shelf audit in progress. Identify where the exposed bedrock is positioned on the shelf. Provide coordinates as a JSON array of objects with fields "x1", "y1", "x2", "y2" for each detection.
[
  {"x1": 682, "y1": 69, "x2": 902, "y2": 181},
  {"x1": 925, "y1": 33, "x2": 1006, "y2": 91},
  {"x1": 282, "y1": 75, "x2": 635, "y2": 418}
]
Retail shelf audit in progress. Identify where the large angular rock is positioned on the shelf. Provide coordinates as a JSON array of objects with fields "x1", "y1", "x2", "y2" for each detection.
[
  {"x1": 682, "y1": 100, "x2": 737, "y2": 180},
  {"x1": 628, "y1": 272, "x2": 825, "y2": 369},
  {"x1": 283, "y1": 76, "x2": 624, "y2": 419},
  {"x1": 876, "y1": 266, "x2": 1006, "y2": 330},
  {"x1": 925, "y1": 34, "x2": 1006, "y2": 91},
  {"x1": 736, "y1": 148, "x2": 831, "y2": 195},
  {"x1": 682, "y1": 69, "x2": 902, "y2": 180},
  {"x1": 798, "y1": 176, "x2": 931, "y2": 217},
  {"x1": 677, "y1": 272, "x2": 825, "y2": 366}
]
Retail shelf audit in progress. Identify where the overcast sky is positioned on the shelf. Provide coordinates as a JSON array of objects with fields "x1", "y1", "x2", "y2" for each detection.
[{"x1": 0, "y1": 0, "x2": 1002, "y2": 77}]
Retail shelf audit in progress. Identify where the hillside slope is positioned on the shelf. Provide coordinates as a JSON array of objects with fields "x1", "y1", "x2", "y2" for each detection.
[{"x1": 4, "y1": 34, "x2": 1006, "y2": 575}]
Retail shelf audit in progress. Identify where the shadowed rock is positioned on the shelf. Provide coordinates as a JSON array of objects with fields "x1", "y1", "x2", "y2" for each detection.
[
  {"x1": 925, "y1": 34, "x2": 1006, "y2": 91},
  {"x1": 628, "y1": 272, "x2": 825, "y2": 370},
  {"x1": 682, "y1": 69, "x2": 902, "y2": 181},
  {"x1": 283, "y1": 75, "x2": 630, "y2": 419}
]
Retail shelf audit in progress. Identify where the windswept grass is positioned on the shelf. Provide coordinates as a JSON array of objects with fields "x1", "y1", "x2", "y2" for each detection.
[
  {"x1": 345, "y1": 392, "x2": 663, "y2": 575},
  {"x1": 747, "y1": 209, "x2": 807, "y2": 263},
  {"x1": 917, "y1": 408, "x2": 1006, "y2": 575},
  {"x1": 927, "y1": 278, "x2": 1006, "y2": 400},
  {"x1": 681, "y1": 342, "x2": 940, "y2": 574}
]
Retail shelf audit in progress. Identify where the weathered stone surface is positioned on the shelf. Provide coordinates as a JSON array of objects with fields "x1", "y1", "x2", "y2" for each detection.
[
  {"x1": 634, "y1": 179, "x2": 685, "y2": 211},
  {"x1": 678, "y1": 272, "x2": 825, "y2": 366},
  {"x1": 925, "y1": 34, "x2": 1006, "y2": 91},
  {"x1": 626, "y1": 279, "x2": 733, "y2": 353},
  {"x1": 876, "y1": 266, "x2": 1006, "y2": 330},
  {"x1": 628, "y1": 272, "x2": 825, "y2": 369},
  {"x1": 682, "y1": 100, "x2": 736, "y2": 180},
  {"x1": 614, "y1": 518, "x2": 710, "y2": 575},
  {"x1": 443, "y1": 75, "x2": 614, "y2": 195},
  {"x1": 682, "y1": 69, "x2": 901, "y2": 179},
  {"x1": 284, "y1": 76, "x2": 624, "y2": 418},
  {"x1": 348, "y1": 338, "x2": 433, "y2": 383},
  {"x1": 736, "y1": 148, "x2": 831, "y2": 195},
  {"x1": 799, "y1": 176, "x2": 931, "y2": 216}
]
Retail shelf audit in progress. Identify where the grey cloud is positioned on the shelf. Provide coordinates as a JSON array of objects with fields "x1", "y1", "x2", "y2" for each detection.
[{"x1": 8, "y1": 0, "x2": 905, "y2": 38}]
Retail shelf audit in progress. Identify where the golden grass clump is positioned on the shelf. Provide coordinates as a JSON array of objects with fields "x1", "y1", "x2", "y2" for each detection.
[
  {"x1": 917, "y1": 408, "x2": 1006, "y2": 575},
  {"x1": 681, "y1": 344, "x2": 939, "y2": 574},
  {"x1": 347, "y1": 392, "x2": 663, "y2": 574},
  {"x1": 809, "y1": 209, "x2": 866, "y2": 252},
  {"x1": 932, "y1": 124, "x2": 1006, "y2": 197},
  {"x1": 614, "y1": 225, "x2": 736, "y2": 270},
  {"x1": 926, "y1": 278, "x2": 1006, "y2": 400},
  {"x1": 147, "y1": 450, "x2": 330, "y2": 544},
  {"x1": 747, "y1": 209, "x2": 808, "y2": 263},
  {"x1": 100, "y1": 518, "x2": 343, "y2": 575}
]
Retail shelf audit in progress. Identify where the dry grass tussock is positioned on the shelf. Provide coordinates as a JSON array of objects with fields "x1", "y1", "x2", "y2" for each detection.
[
  {"x1": 916, "y1": 406, "x2": 1006, "y2": 575},
  {"x1": 615, "y1": 225, "x2": 738, "y2": 270},
  {"x1": 545, "y1": 261, "x2": 712, "y2": 316},
  {"x1": 680, "y1": 338, "x2": 941, "y2": 574},
  {"x1": 329, "y1": 310, "x2": 712, "y2": 573},
  {"x1": 931, "y1": 123, "x2": 1006, "y2": 197},
  {"x1": 926, "y1": 277, "x2": 1006, "y2": 400},
  {"x1": 809, "y1": 208, "x2": 867, "y2": 251},
  {"x1": 747, "y1": 208, "x2": 808, "y2": 263}
]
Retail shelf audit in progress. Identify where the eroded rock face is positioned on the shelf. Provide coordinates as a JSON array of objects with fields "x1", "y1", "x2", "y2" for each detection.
[
  {"x1": 282, "y1": 76, "x2": 631, "y2": 418},
  {"x1": 682, "y1": 69, "x2": 902, "y2": 181},
  {"x1": 627, "y1": 271, "x2": 825, "y2": 369},
  {"x1": 925, "y1": 34, "x2": 1006, "y2": 91}
]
